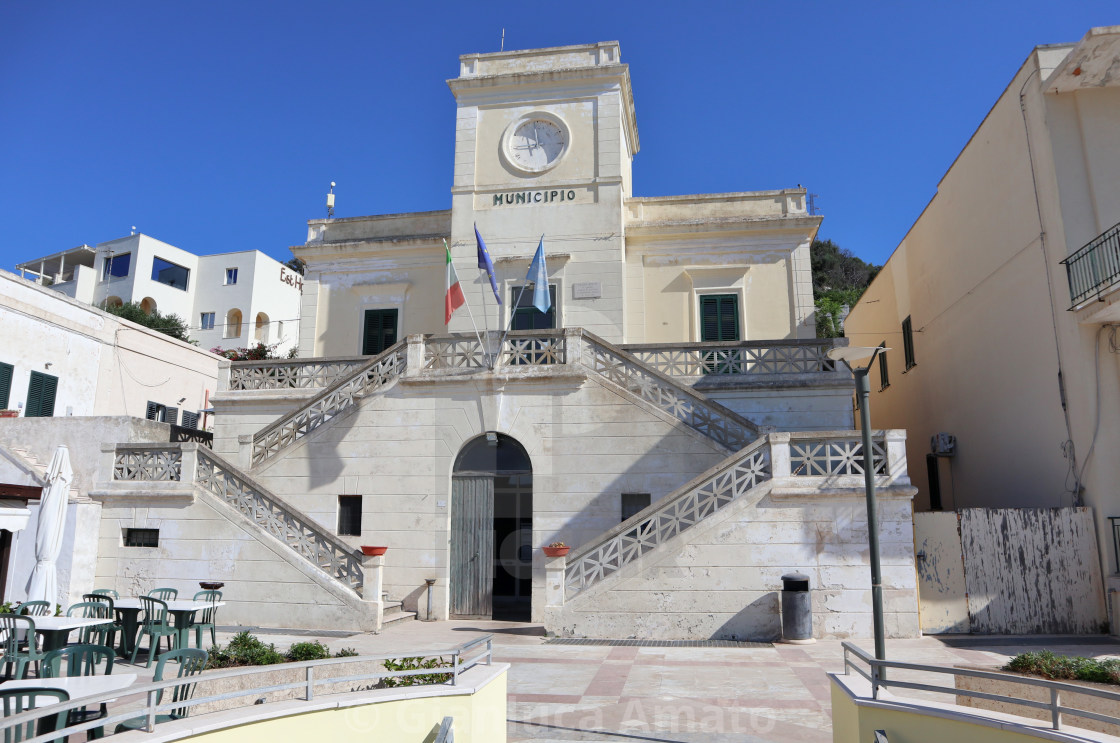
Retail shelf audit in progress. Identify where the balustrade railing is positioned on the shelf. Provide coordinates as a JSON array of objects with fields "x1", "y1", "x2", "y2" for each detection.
[
  {"x1": 789, "y1": 432, "x2": 887, "y2": 477},
  {"x1": 113, "y1": 447, "x2": 183, "y2": 481},
  {"x1": 196, "y1": 448, "x2": 365, "y2": 593},
  {"x1": 1062, "y1": 221, "x2": 1120, "y2": 308},
  {"x1": 170, "y1": 424, "x2": 213, "y2": 448},
  {"x1": 578, "y1": 331, "x2": 758, "y2": 450},
  {"x1": 565, "y1": 437, "x2": 772, "y2": 598},
  {"x1": 228, "y1": 357, "x2": 369, "y2": 390},
  {"x1": 422, "y1": 331, "x2": 566, "y2": 370},
  {"x1": 252, "y1": 342, "x2": 407, "y2": 466},
  {"x1": 424, "y1": 336, "x2": 488, "y2": 370},
  {"x1": 621, "y1": 339, "x2": 840, "y2": 378}
]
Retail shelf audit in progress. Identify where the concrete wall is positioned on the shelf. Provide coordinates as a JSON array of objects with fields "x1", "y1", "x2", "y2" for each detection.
[
  {"x1": 0, "y1": 269, "x2": 220, "y2": 422},
  {"x1": 549, "y1": 486, "x2": 918, "y2": 641}
]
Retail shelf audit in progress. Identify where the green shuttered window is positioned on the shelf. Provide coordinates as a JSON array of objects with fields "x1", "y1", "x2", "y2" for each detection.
[
  {"x1": 26, "y1": 371, "x2": 58, "y2": 418},
  {"x1": 362, "y1": 309, "x2": 398, "y2": 356},
  {"x1": 0, "y1": 361, "x2": 12, "y2": 410},
  {"x1": 699, "y1": 294, "x2": 740, "y2": 342}
]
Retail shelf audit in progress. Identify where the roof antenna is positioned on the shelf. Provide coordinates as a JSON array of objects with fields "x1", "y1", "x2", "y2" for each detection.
[
  {"x1": 500, "y1": 28, "x2": 505, "y2": 52},
  {"x1": 326, "y1": 182, "x2": 336, "y2": 220}
]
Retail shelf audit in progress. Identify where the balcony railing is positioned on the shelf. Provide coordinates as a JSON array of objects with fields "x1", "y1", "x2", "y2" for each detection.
[
  {"x1": 1062, "y1": 221, "x2": 1120, "y2": 309},
  {"x1": 620, "y1": 339, "x2": 842, "y2": 379}
]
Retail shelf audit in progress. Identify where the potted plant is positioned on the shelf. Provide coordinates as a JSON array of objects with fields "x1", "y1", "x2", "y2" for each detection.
[
  {"x1": 361, "y1": 546, "x2": 388, "y2": 556},
  {"x1": 543, "y1": 541, "x2": 569, "y2": 557},
  {"x1": 0, "y1": 410, "x2": 18, "y2": 418}
]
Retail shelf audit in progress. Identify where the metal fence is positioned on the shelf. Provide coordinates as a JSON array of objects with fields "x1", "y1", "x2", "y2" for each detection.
[
  {"x1": 842, "y1": 641, "x2": 1120, "y2": 733},
  {"x1": 1062, "y1": 221, "x2": 1120, "y2": 308},
  {"x1": 0, "y1": 635, "x2": 493, "y2": 743}
]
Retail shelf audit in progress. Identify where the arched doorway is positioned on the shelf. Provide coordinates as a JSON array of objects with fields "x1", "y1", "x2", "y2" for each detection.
[{"x1": 451, "y1": 433, "x2": 532, "y2": 621}]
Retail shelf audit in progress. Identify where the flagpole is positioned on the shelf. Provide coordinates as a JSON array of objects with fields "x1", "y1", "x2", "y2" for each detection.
[
  {"x1": 497, "y1": 234, "x2": 544, "y2": 355},
  {"x1": 446, "y1": 239, "x2": 485, "y2": 353}
]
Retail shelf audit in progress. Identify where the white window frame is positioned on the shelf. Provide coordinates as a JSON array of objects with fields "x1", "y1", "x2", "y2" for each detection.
[
  {"x1": 200, "y1": 312, "x2": 215, "y2": 331},
  {"x1": 225, "y1": 267, "x2": 239, "y2": 285}
]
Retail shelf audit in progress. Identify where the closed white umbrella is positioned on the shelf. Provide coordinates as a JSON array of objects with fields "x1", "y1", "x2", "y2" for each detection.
[{"x1": 27, "y1": 445, "x2": 72, "y2": 609}]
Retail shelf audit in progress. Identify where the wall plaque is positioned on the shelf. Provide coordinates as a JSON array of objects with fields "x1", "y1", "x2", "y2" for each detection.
[{"x1": 572, "y1": 282, "x2": 601, "y2": 299}]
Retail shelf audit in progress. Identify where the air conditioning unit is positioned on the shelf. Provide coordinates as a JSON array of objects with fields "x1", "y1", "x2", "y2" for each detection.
[{"x1": 931, "y1": 432, "x2": 957, "y2": 457}]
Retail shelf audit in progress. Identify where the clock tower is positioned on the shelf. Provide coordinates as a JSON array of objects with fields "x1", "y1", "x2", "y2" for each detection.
[{"x1": 446, "y1": 41, "x2": 638, "y2": 341}]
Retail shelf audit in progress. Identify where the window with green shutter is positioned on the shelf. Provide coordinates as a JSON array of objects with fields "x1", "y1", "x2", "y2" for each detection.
[
  {"x1": 699, "y1": 294, "x2": 740, "y2": 342},
  {"x1": 510, "y1": 285, "x2": 556, "y2": 330},
  {"x1": 362, "y1": 309, "x2": 399, "y2": 356},
  {"x1": 25, "y1": 371, "x2": 58, "y2": 417},
  {"x1": 0, "y1": 361, "x2": 12, "y2": 410}
]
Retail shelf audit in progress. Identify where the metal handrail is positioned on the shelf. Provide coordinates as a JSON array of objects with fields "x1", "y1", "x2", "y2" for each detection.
[
  {"x1": 842, "y1": 641, "x2": 1120, "y2": 732},
  {"x1": 0, "y1": 635, "x2": 494, "y2": 743},
  {"x1": 1062, "y1": 221, "x2": 1120, "y2": 308}
]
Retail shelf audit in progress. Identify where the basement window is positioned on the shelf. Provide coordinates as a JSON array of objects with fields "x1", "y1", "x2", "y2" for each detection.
[
  {"x1": 338, "y1": 495, "x2": 362, "y2": 536},
  {"x1": 123, "y1": 528, "x2": 159, "y2": 547},
  {"x1": 621, "y1": 493, "x2": 651, "y2": 522}
]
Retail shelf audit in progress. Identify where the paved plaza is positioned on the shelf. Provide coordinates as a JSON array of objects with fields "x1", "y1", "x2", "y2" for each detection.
[{"x1": 106, "y1": 620, "x2": 1120, "y2": 742}]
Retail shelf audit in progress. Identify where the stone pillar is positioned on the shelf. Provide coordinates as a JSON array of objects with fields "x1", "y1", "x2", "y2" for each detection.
[
  {"x1": 404, "y1": 334, "x2": 425, "y2": 377},
  {"x1": 545, "y1": 553, "x2": 566, "y2": 608},
  {"x1": 360, "y1": 553, "x2": 385, "y2": 632},
  {"x1": 98, "y1": 443, "x2": 118, "y2": 484},
  {"x1": 563, "y1": 327, "x2": 583, "y2": 367},
  {"x1": 885, "y1": 429, "x2": 908, "y2": 482},
  {"x1": 216, "y1": 360, "x2": 231, "y2": 393},
  {"x1": 237, "y1": 435, "x2": 253, "y2": 470},
  {"x1": 769, "y1": 432, "x2": 791, "y2": 479},
  {"x1": 178, "y1": 444, "x2": 199, "y2": 485}
]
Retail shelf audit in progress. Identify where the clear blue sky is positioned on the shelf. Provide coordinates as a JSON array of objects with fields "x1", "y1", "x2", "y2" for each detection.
[{"x1": 1, "y1": 2, "x2": 1115, "y2": 271}]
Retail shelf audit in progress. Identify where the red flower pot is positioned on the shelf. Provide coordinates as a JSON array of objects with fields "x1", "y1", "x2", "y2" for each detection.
[
  {"x1": 361, "y1": 546, "x2": 388, "y2": 556},
  {"x1": 542, "y1": 546, "x2": 570, "y2": 558},
  {"x1": 0, "y1": 410, "x2": 18, "y2": 418}
]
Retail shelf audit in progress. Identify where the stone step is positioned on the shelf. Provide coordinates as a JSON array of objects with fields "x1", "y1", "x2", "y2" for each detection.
[{"x1": 382, "y1": 607, "x2": 417, "y2": 625}]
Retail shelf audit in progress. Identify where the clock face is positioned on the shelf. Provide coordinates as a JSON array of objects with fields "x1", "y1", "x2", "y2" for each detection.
[{"x1": 507, "y1": 118, "x2": 567, "y2": 173}]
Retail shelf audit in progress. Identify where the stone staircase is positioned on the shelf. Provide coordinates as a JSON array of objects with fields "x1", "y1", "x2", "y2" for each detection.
[{"x1": 4, "y1": 445, "x2": 79, "y2": 497}]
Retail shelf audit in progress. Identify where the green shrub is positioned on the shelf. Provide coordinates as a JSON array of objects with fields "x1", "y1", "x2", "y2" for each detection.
[
  {"x1": 335, "y1": 647, "x2": 359, "y2": 658},
  {"x1": 287, "y1": 641, "x2": 332, "y2": 662},
  {"x1": 381, "y1": 656, "x2": 453, "y2": 687},
  {"x1": 207, "y1": 631, "x2": 286, "y2": 669},
  {"x1": 1005, "y1": 651, "x2": 1120, "y2": 686}
]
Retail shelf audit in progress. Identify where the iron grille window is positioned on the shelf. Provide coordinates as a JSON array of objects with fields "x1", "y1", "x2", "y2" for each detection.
[
  {"x1": 510, "y1": 285, "x2": 557, "y2": 330},
  {"x1": 0, "y1": 361, "x2": 12, "y2": 410},
  {"x1": 362, "y1": 309, "x2": 398, "y2": 356},
  {"x1": 25, "y1": 371, "x2": 58, "y2": 417},
  {"x1": 877, "y1": 343, "x2": 889, "y2": 391},
  {"x1": 338, "y1": 495, "x2": 362, "y2": 536},
  {"x1": 699, "y1": 294, "x2": 740, "y2": 342},
  {"x1": 123, "y1": 528, "x2": 159, "y2": 547},
  {"x1": 621, "y1": 493, "x2": 651, "y2": 522},
  {"x1": 902, "y1": 316, "x2": 916, "y2": 370}
]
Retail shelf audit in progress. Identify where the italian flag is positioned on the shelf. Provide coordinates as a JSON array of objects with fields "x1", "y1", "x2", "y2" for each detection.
[{"x1": 445, "y1": 239, "x2": 466, "y2": 324}]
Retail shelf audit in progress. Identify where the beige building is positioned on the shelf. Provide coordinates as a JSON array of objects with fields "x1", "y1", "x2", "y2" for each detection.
[
  {"x1": 845, "y1": 28, "x2": 1120, "y2": 596},
  {"x1": 88, "y1": 42, "x2": 919, "y2": 641}
]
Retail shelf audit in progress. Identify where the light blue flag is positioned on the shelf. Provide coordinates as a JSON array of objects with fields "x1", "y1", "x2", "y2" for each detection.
[{"x1": 527, "y1": 237, "x2": 550, "y2": 313}]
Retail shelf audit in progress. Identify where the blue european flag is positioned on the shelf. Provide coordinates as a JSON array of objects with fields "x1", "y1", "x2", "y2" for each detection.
[
  {"x1": 475, "y1": 224, "x2": 502, "y2": 305},
  {"x1": 527, "y1": 237, "x2": 550, "y2": 314}
]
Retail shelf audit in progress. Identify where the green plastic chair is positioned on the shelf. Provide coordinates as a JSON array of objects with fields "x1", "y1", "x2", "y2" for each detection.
[
  {"x1": 1, "y1": 614, "x2": 46, "y2": 679},
  {"x1": 115, "y1": 648, "x2": 208, "y2": 732},
  {"x1": 147, "y1": 587, "x2": 178, "y2": 601},
  {"x1": 42, "y1": 644, "x2": 115, "y2": 740},
  {"x1": 81, "y1": 594, "x2": 121, "y2": 649},
  {"x1": 67, "y1": 602, "x2": 112, "y2": 646},
  {"x1": 189, "y1": 590, "x2": 222, "y2": 648},
  {"x1": 18, "y1": 600, "x2": 51, "y2": 616},
  {"x1": 0, "y1": 687, "x2": 70, "y2": 743},
  {"x1": 90, "y1": 588, "x2": 119, "y2": 599},
  {"x1": 129, "y1": 596, "x2": 178, "y2": 667}
]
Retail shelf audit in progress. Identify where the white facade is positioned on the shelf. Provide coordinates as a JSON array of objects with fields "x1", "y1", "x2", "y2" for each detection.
[{"x1": 16, "y1": 234, "x2": 302, "y2": 357}]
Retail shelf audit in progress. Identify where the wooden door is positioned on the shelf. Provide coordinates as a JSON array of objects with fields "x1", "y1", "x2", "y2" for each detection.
[{"x1": 450, "y1": 476, "x2": 494, "y2": 617}]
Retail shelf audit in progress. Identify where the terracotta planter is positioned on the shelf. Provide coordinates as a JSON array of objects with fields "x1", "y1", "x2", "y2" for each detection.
[
  {"x1": 0, "y1": 410, "x2": 18, "y2": 418},
  {"x1": 361, "y1": 546, "x2": 388, "y2": 556},
  {"x1": 542, "y1": 546, "x2": 570, "y2": 557}
]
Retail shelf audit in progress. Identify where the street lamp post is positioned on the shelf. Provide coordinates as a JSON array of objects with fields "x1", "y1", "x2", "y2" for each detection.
[{"x1": 828, "y1": 345, "x2": 890, "y2": 665}]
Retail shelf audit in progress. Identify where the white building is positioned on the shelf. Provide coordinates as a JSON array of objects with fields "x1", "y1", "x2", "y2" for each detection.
[
  {"x1": 0, "y1": 269, "x2": 223, "y2": 606},
  {"x1": 15, "y1": 233, "x2": 303, "y2": 357}
]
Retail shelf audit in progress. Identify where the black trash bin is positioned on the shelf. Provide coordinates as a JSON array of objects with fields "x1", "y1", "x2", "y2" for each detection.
[{"x1": 780, "y1": 572, "x2": 813, "y2": 643}]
